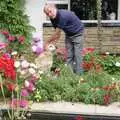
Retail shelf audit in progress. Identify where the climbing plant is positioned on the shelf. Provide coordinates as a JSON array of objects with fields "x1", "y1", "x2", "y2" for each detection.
[
  {"x1": 0, "y1": 0, "x2": 35, "y2": 38},
  {"x1": 97, "y1": 0, "x2": 103, "y2": 53}
]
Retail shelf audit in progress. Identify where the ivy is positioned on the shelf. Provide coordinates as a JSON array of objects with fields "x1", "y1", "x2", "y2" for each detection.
[{"x1": 0, "y1": 0, "x2": 35, "y2": 38}]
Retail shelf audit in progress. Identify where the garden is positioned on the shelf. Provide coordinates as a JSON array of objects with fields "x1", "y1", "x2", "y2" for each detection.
[{"x1": 0, "y1": 0, "x2": 120, "y2": 120}]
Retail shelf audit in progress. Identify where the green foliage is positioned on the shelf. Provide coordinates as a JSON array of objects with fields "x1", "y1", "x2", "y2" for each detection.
[
  {"x1": 31, "y1": 51, "x2": 120, "y2": 105},
  {"x1": 33, "y1": 64, "x2": 120, "y2": 105},
  {"x1": 0, "y1": 0, "x2": 35, "y2": 38},
  {"x1": 52, "y1": 52, "x2": 64, "y2": 69},
  {"x1": 99, "y1": 54, "x2": 120, "y2": 74},
  {"x1": 83, "y1": 51, "x2": 120, "y2": 75}
]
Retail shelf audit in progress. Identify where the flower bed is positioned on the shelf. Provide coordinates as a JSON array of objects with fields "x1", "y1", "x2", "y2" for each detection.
[
  {"x1": 0, "y1": 30, "x2": 120, "y2": 119},
  {"x1": 32, "y1": 48, "x2": 120, "y2": 105}
]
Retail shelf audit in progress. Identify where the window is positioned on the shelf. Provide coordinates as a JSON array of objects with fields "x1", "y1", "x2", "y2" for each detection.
[
  {"x1": 102, "y1": 0, "x2": 118, "y2": 20},
  {"x1": 71, "y1": 0, "x2": 97, "y2": 20},
  {"x1": 71, "y1": 0, "x2": 118, "y2": 20},
  {"x1": 44, "y1": 0, "x2": 120, "y2": 26}
]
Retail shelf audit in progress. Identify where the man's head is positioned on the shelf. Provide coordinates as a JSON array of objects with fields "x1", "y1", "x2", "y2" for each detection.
[{"x1": 44, "y1": 4, "x2": 57, "y2": 19}]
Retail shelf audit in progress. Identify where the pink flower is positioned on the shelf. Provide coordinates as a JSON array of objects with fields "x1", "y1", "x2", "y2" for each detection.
[
  {"x1": 1, "y1": 31, "x2": 9, "y2": 36},
  {"x1": 32, "y1": 45, "x2": 37, "y2": 52},
  {"x1": 29, "y1": 76, "x2": 38, "y2": 84},
  {"x1": 36, "y1": 47, "x2": 43, "y2": 55},
  {"x1": 19, "y1": 99, "x2": 28, "y2": 108},
  {"x1": 8, "y1": 35, "x2": 15, "y2": 42},
  {"x1": 24, "y1": 81, "x2": 35, "y2": 92},
  {"x1": 9, "y1": 99, "x2": 28, "y2": 108},
  {"x1": 9, "y1": 98, "x2": 19, "y2": 108},
  {"x1": 0, "y1": 42, "x2": 7, "y2": 49},
  {"x1": 27, "y1": 82, "x2": 35, "y2": 92},
  {"x1": 21, "y1": 89, "x2": 29, "y2": 97},
  {"x1": 21, "y1": 60, "x2": 29, "y2": 68},
  {"x1": 18, "y1": 36, "x2": 25, "y2": 44}
]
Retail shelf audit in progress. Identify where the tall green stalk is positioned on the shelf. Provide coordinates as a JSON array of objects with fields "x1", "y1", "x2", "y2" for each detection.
[
  {"x1": 97, "y1": 0, "x2": 102, "y2": 53},
  {"x1": 0, "y1": 75, "x2": 11, "y2": 119}
]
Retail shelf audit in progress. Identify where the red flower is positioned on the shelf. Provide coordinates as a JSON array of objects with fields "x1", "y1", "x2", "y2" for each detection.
[
  {"x1": 0, "y1": 83, "x2": 2, "y2": 90},
  {"x1": 56, "y1": 48, "x2": 67, "y2": 61},
  {"x1": 76, "y1": 115, "x2": 84, "y2": 120},
  {"x1": 103, "y1": 86, "x2": 110, "y2": 91},
  {"x1": 82, "y1": 48, "x2": 95, "y2": 56},
  {"x1": 7, "y1": 83, "x2": 15, "y2": 92},
  {"x1": 95, "y1": 64, "x2": 103, "y2": 72},
  {"x1": 55, "y1": 68, "x2": 61, "y2": 76},
  {"x1": 82, "y1": 61, "x2": 94, "y2": 71},
  {"x1": 18, "y1": 36, "x2": 25, "y2": 44},
  {"x1": 104, "y1": 94, "x2": 110, "y2": 105},
  {"x1": 0, "y1": 54, "x2": 16, "y2": 80},
  {"x1": 103, "y1": 84, "x2": 116, "y2": 91}
]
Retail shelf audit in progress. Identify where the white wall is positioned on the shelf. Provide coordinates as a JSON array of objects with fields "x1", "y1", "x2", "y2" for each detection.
[
  {"x1": 118, "y1": 0, "x2": 120, "y2": 19},
  {"x1": 25, "y1": 0, "x2": 45, "y2": 41}
]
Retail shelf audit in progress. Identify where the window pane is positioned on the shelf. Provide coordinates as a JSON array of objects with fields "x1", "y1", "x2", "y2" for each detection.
[
  {"x1": 71, "y1": 0, "x2": 97, "y2": 20},
  {"x1": 70, "y1": 0, "x2": 118, "y2": 20},
  {"x1": 102, "y1": 0, "x2": 118, "y2": 20}
]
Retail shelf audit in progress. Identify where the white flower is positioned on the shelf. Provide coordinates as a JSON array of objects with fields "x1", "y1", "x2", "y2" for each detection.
[
  {"x1": 47, "y1": 44, "x2": 56, "y2": 52},
  {"x1": 25, "y1": 80, "x2": 30, "y2": 87},
  {"x1": 20, "y1": 70, "x2": 26, "y2": 75},
  {"x1": 29, "y1": 68, "x2": 36, "y2": 74},
  {"x1": 115, "y1": 62, "x2": 120, "y2": 67},
  {"x1": 21, "y1": 60, "x2": 30, "y2": 68},
  {"x1": 30, "y1": 63, "x2": 38, "y2": 69},
  {"x1": 11, "y1": 51, "x2": 18, "y2": 56},
  {"x1": 32, "y1": 45, "x2": 37, "y2": 52},
  {"x1": 112, "y1": 77, "x2": 115, "y2": 80},
  {"x1": 14, "y1": 61, "x2": 20, "y2": 68},
  {"x1": 38, "y1": 70, "x2": 44, "y2": 75},
  {"x1": 105, "y1": 52, "x2": 109, "y2": 55},
  {"x1": 64, "y1": 64, "x2": 67, "y2": 67}
]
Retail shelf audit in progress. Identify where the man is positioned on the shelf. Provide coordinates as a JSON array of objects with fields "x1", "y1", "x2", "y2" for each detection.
[{"x1": 44, "y1": 4, "x2": 84, "y2": 75}]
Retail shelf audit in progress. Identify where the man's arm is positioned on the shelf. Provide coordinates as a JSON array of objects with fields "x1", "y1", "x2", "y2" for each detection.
[{"x1": 47, "y1": 28, "x2": 61, "y2": 44}]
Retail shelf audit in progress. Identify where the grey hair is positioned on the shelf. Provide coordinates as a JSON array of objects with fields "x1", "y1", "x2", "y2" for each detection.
[{"x1": 44, "y1": 3, "x2": 57, "y2": 12}]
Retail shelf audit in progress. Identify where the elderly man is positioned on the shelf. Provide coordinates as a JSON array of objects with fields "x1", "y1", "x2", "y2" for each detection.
[{"x1": 44, "y1": 4, "x2": 84, "y2": 75}]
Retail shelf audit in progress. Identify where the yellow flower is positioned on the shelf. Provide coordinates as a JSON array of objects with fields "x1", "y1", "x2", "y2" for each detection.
[{"x1": 15, "y1": 85, "x2": 19, "y2": 92}]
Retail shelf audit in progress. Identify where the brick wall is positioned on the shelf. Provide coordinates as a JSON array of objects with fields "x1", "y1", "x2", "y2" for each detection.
[{"x1": 43, "y1": 27, "x2": 120, "y2": 53}]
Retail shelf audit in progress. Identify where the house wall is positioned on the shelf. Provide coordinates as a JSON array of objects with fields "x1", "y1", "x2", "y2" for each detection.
[
  {"x1": 25, "y1": 0, "x2": 120, "y2": 53},
  {"x1": 25, "y1": 0, "x2": 45, "y2": 40},
  {"x1": 43, "y1": 26, "x2": 120, "y2": 53}
]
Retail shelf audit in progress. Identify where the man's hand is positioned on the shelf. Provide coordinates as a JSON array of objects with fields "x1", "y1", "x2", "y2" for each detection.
[{"x1": 44, "y1": 42, "x2": 49, "y2": 50}]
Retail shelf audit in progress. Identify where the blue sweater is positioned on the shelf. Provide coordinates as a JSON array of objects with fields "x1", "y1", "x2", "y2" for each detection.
[{"x1": 51, "y1": 9, "x2": 84, "y2": 36}]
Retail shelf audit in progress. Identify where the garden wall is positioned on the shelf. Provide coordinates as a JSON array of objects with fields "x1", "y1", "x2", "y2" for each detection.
[{"x1": 43, "y1": 26, "x2": 120, "y2": 53}]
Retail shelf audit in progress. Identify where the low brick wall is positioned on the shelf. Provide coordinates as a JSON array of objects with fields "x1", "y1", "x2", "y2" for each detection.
[{"x1": 43, "y1": 27, "x2": 120, "y2": 53}]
